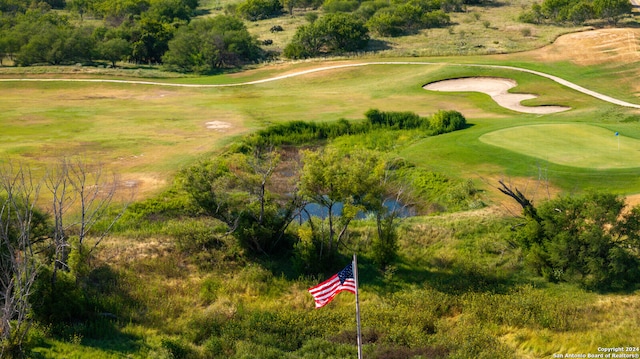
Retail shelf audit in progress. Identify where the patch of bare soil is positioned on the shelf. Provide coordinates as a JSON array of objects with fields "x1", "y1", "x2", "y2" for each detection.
[
  {"x1": 624, "y1": 193, "x2": 640, "y2": 208},
  {"x1": 205, "y1": 121, "x2": 233, "y2": 131},
  {"x1": 118, "y1": 173, "x2": 167, "y2": 201},
  {"x1": 530, "y1": 28, "x2": 640, "y2": 66}
]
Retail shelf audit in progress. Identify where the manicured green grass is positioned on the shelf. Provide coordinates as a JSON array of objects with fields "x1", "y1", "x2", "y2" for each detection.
[
  {"x1": 3, "y1": 59, "x2": 640, "y2": 198},
  {"x1": 480, "y1": 124, "x2": 640, "y2": 169}
]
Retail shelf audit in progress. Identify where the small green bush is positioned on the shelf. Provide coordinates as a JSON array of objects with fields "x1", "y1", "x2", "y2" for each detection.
[
  {"x1": 429, "y1": 109, "x2": 467, "y2": 135},
  {"x1": 323, "y1": 0, "x2": 360, "y2": 13},
  {"x1": 236, "y1": 0, "x2": 282, "y2": 20}
]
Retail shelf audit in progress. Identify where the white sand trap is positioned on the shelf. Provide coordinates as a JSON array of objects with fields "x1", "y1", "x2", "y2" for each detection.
[
  {"x1": 424, "y1": 77, "x2": 570, "y2": 114},
  {"x1": 206, "y1": 121, "x2": 232, "y2": 131}
]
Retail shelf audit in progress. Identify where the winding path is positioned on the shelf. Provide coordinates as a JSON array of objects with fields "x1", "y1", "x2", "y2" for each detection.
[{"x1": 2, "y1": 61, "x2": 640, "y2": 109}]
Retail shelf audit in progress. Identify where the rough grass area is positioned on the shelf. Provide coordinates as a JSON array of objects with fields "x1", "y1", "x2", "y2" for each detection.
[{"x1": 28, "y1": 210, "x2": 640, "y2": 358}]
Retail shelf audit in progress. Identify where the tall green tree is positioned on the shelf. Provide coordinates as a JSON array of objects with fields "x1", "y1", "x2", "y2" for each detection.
[
  {"x1": 236, "y1": 0, "x2": 282, "y2": 21},
  {"x1": 163, "y1": 15, "x2": 262, "y2": 72},
  {"x1": 284, "y1": 12, "x2": 368, "y2": 58},
  {"x1": 130, "y1": 17, "x2": 173, "y2": 64},
  {"x1": 182, "y1": 150, "x2": 301, "y2": 255},
  {"x1": 98, "y1": 37, "x2": 131, "y2": 66},
  {"x1": 145, "y1": 0, "x2": 194, "y2": 22},
  {"x1": 67, "y1": 0, "x2": 98, "y2": 21},
  {"x1": 95, "y1": 0, "x2": 151, "y2": 24},
  {"x1": 297, "y1": 148, "x2": 386, "y2": 264},
  {"x1": 593, "y1": 0, "x2": 632, "y2": 24}
]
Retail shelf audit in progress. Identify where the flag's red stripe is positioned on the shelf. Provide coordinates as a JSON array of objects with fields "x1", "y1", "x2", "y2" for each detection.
[{"x1": 308, "y1": 276, "x2": 356, "y2": 308}]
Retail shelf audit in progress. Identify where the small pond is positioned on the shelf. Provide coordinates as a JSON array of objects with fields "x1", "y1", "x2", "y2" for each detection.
[{"x1": 295, "y1": 199, "x2": 415, "y2": 223}]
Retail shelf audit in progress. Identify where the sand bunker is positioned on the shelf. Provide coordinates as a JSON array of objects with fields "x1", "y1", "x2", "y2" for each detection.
[{"x1": 424, "y1": 77, "x2": 570, "y2": 114}]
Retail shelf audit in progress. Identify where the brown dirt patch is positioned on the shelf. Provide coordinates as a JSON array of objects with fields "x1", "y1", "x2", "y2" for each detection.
[
  {"x1": 205, "y1": 120, "x2": 233, "y2": 131},
  {"x1": 624, "y1": 193, "x2": 640, "y2": 208},
  {"x1": 477, "y1": 174, "x2": 564, "y2": 215},
  {"x1": 118, "y1": 173, "x2": 167, "y2": 201},
  {"x1": 530, "y1": 28, "x2": 640, "y2": 66}
]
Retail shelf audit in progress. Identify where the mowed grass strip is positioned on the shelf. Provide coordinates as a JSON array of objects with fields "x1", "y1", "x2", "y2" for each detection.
[{"x1": 480, "y1": 124, "x2": 640, "y2": 169}]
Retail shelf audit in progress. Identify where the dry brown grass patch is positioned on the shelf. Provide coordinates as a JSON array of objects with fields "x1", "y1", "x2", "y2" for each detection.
[{"x1": 529, "y1": 28, "x2": 640, "y2": 66}]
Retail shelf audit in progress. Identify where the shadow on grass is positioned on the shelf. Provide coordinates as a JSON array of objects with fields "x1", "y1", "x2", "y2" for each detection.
[
  {"x1": 366, "y1": 39, "x2": 393, "y2": 53},
  {"x1": 360, "y1": 258, "x2": 516, "y2": 295},
  {"x1": 29, "y1": 264, "x2": 146, "y2": 357},
  {"x1": 80, "y1": 326, "x2": 143, "y2": 354}
]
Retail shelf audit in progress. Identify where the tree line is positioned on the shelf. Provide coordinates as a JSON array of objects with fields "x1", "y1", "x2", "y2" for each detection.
[
  {"x1": 0, "y1": 0, "x2": 266, "y2": 69},
  {"x1": 518, "y1": 0, "x2": 633, "y2": 25},
  {"x1": 0, "y1": 0, "x2": 635, "y2": 70},
  {"x1": 0, "y1": 0, "x2": 496, "y2": 71}
]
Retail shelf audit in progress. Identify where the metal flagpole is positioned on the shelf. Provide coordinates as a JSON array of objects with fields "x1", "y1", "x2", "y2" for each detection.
[{"x1": 353, "y1": 253, "x2": 363, "y2": 359}]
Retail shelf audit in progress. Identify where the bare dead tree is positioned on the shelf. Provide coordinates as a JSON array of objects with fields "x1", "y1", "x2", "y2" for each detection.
[
  {"x1": 0, "y1": 163, "x2": 41, "y2": 356},
  {"x1": 251, "y1": 147, "x2": 279, "y2": 225},
  {"x1": 497, "y1": 180, "x2": 540, "y2": 222},
  {"x1": 66, "y1": 159, "x2": 131, "y2": 258},
  {"x1": 0, "y1": 158, "x2": 131, "y2": 353},
  {"x1": 45, "y1": 158, "x2": 132, "y2": 282},
  {"x1": 45, "y1": 159, "x2": 72, "y2": 286}
]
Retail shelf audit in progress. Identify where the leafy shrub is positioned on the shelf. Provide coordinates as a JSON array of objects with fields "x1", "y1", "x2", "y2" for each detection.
[
  {"x1": 514, "y1": 192, "x2": 640, "y2": 291},
  {"x1": 30, "y1": 268, "x2": 87, "y2": 329},
  {"x1": 240, "y1": 109, "x2": 465, "y2": 152},
  {"x1": 163, "y1": 16, "x2": 264, "y2": 73},
  {"x1": 237, "y1": 0, "x2": 283, "y2": 21},
  {"x1": 284, "y1": 13, "x2": 369, "y2": 58},
  {"x1": 365, "y1": 108, "x2": 427, "y2": 129},
  {"x1": 323, "y1": 0, "x2": 360, "y2": 13},
  {"x1": 161, "y1": 337, "x2": 195, "y2": 359},
  {"x1": 354, "y1": 0, "x2": 390, "y2": 20},
  {"x1": 428, "y1": 109, "x2": 467, "y2": 135},
  {"x1": 116, "y1": 188, "x2": 201, "y2": 231},
  {"x1": 166, "y1": 218, "x2": 228, "y2": 254},
  {"x1": 366, "y1": 6, "x2": 450, "y2": 36}
]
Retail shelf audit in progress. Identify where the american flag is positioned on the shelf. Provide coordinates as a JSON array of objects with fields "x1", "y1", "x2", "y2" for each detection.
[{"x1": 308, "y1": 262, "x2": 356, "y2": 309}]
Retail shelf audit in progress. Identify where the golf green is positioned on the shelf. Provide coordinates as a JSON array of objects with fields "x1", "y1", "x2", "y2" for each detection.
[{"x1": 480, "y1": 124, "x2": 640, "y2": 169}]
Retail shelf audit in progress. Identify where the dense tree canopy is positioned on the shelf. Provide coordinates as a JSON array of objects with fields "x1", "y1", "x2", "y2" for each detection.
[
  {"x1": 519, "y1": 0, "x2": 632, "y2": 25},
  {"x1": 592, "y1": 0, "x2": 632, "y2": 24},
  {"x1": 296, "y1": 148, "x2": 389, "y2": 269},
  {"x1": 0, "y1": 0, "x2": 202, "y2": 66},
  {"x1": 284, "y1": 12, "x2": 369, "y2": 58},
  {"x1": 236, "y1": 0, "x2": 282, "y2": 21},
  {"x1": 163, "y1": 15, "x2": 263, "y2": 72},
  {"x1": 513, "y1": 191, "x2": 640, "y2": 291},
  {"x1": 367, "y1": 4, "x2": 450, "y2": 37}
]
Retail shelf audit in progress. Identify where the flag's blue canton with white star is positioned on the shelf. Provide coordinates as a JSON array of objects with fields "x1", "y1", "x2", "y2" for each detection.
[
  {"x1": 308, "y1": 262, "x2": 356, "y2": 308},
  {"x1": 338, "y1": 263, "x2": 353, "y2": 285}
]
